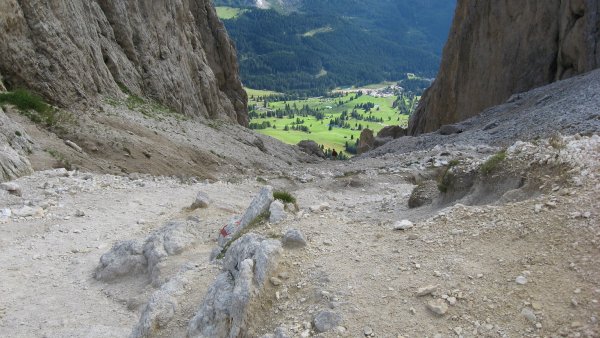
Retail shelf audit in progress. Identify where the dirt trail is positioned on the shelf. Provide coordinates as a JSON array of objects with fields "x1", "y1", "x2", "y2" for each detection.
[{"x1": 0, "y1": 135, "x2": 598, "y2": 338}]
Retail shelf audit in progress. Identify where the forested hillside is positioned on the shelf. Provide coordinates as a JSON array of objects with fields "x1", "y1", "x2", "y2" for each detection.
[{"x1": 214, "y1": 0, "x2": 456, "y2": 95}]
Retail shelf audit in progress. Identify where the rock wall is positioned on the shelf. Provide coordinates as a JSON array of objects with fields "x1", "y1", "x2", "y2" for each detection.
[
  {"x1": 0, "y1": 107, "x2": 34, "y2": 182},
  {"x1": 409, "y1": 0, "x2": 600, "y2": 135},
  {"x1": 0, "y1": 0, "x2": 248, "y2": 125}
]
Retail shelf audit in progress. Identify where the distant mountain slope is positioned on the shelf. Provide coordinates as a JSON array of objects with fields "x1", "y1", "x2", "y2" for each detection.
[{"x1": 214, "y1": 0, "x2": 456, "y2": 95}]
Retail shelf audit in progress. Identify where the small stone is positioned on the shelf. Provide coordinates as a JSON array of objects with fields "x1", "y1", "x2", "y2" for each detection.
[
  {"x1": 12, "y1": 206, "x2": 45, "y2": 218},
  {"x1": 454, "y1": 327, "x2": 463, "y2": 335},
  {"x1": 0, "y1": 182, "x2": 22, "y2": 196},
  {"x1": 190, "y1": 191, "x2": 210, "y2": 209},
  {"x1": 407, "y1": 234, "x2": 419, "y2": 240},
  {"x1": 64, "y1": 139, "x2": 83, "y2": 152},
  {"x1": 427, "y1": 299, "x2": 448, "y2": 315},
  {"x1": 571, "y1": 321, "x2": 583, "y2": 328},
  {"x1": 515, "y1": 276, "x2": 528, "y2": 285},
  {"x1": 534, "y1": 204, "x2": 543, "y2": 213},
  {"x1": 521, "y1": 308, "x2": 537, "y2": 323},
  {"x1": 282, "y1": 229, "x2": 307, "y2": 248},
  {"x1": 313, "y1": 310, "x2": 342, "y2": 333},
  {"x1": 393, "y1": 220, "x2": 414, "y2": 230},
  {"x1": 75, "y1": 209, "x2": 85, "y2": 217},
  {"x1": 545, "y1": 201, "x2": 557, "y2": 209},
  {"x1": 447, "y1": 297, "x2": 457, "y2": 306},
  {"x1": 416, "y1": 285, "x2": 438, "y2": 296},
  {"x1": 270, "y1": 277, "x2": 282, "y2": 286},
  {"x1": 409, "y1": 307, "x2": 416, "y2": 315},
  {"x1": 363, "y1": 326, "x2": 373, "y2": 336},
  {"x1": 334, "y1": 326, "x2": 346, "y2": 334}
]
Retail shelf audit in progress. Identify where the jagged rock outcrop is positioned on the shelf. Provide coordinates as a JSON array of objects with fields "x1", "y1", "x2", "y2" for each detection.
[
  {"x1": 0, "y1": 107, "x2": 34, "y2": 182},
  {"x1": 410, "y1": 0, "x2": 600, "y2": 135},
  {"x1": 0, "y1": 73, "x2": 6, "y2": 92},
  {"x1": 95, "y1": 220, "x2": 199, "y2": 285},
  {"x1": 357, "y1": 129, "x2": 375, "y2": 155},
  {"x1": 188, "y1": 233, "x2": 282, "y2": 338},
  {"x1": 0, "y1": 0, "x2": 248, "y2": 125}
]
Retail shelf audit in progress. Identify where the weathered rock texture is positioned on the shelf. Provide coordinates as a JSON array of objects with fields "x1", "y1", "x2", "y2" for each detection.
[
  {"x1": 0, "y1": 0, "x2": 248, "y2": 125},
  {"x1": 357, "y1": 129, "x2": 375, "y2": 155},
  {"x1": 410, "y1": 0, "x2": 600, "y2": 135},
  {"x1": 0, "y1": 107, "x2": 33, "y2": 182},
  {"x1": 95, "y1": 220, "x2": 199, "y2": 285},
  {"x1": 188, "y1": 234, "x2": 282, "y2": 337}
]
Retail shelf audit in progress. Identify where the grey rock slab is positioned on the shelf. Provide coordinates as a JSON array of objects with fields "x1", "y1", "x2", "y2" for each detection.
[
  {"x1": 191, "y1": 191, "x2": 211, "y2": 209},
  {"x1": 188, "y1": 234, "x2": 282, "y2": 338},
  {"x1": 416, "y1": 285, "x2": 438, "y2": 296},
  {"x1": 282, "y1": 229, "x2": 307, "y2": 249},
  {"x1": 12, "y1": 206, "x2": 44, "y2": 218},
  {"x1": 64, "y1": 139, "x2": 83, "y2": 153},
  {"x1": 269, "y1": 200, "x2": 287, "y2": 224},
  {"x1": 95, "y1": 240, "x2": 147, "y2": 281},
  {"x1": 427, "y1": 299, "x2": 449, "y2": 315},
  {"x1": 0, "y1": 182, "x2": 22, "y2": 196},
  {"x1": 218, "y1": 186, "x2": 273, "y2": 246},
  {"x1": 313, "y1": 310, "x2": 342, "y2": 333},
  {"x1": 393, "y1": 220, "x2": 414, "y2": 231},
  {"x1": 131, "y1": 264, "x2": 197, "y2": 338}
]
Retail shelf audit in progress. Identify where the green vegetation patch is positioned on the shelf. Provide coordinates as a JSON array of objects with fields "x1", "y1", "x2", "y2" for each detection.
[
  {"x1": 273, "y1": 190, "x2": 296, "y2": 204},
  {"x1": 216, "y1": 6, "x2": 247, "y2": 20},
  {"x1": 248, "y1": 88, "x2": 411, "y2": 153},
  {"x1": 0, "y1": 89, "x2": 67, "y2": 127},
  {"x1": 0, "y1": 89, "x2": 51, "y2": 114},
  {"x1": 480, "y1": 150, "x2": 507, "y2": 175}
]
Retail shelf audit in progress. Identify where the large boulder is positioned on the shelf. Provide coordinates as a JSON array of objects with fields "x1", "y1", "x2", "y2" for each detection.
[
  {"x1": 357, "y1": 129, "x2": 375, "y2": 155},
  {"x1": 95, "y1": 220, "x2": 198, "y2": 285},
  {"x1": 409, "y1": 0, "x2": 600, "y2": 135},
  {"x1": 297, "y1": 140, "x2": 325, "y2": 158},
  {"x1": 377, "y1": 125, "x2": 407, "y2": 139}
]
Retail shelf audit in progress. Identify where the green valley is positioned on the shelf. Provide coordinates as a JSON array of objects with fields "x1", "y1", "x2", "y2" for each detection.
[{"x1": 246, "y1": 78, "x2": 423, "y2": 157}]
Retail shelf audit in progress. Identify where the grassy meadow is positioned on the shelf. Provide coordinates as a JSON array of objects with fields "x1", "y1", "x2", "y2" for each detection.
[
  {"x1": 246, "y1": 87, "x2": 410, "y2": 153},
  {"x1": 216, "y1": 6, "x2": 247, "y2": 20}
]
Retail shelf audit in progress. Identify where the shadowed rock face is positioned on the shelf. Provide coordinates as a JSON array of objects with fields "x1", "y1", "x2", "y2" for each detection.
[
  {"x1": 409, "y1": 0, "x2": 600, "y2": 135},
  {"x1": 0, "y1": 0, "x2": 248, "y2": 126}
]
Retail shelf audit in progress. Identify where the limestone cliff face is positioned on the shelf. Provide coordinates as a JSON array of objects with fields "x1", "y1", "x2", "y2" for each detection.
[
  {"x1": 0, "y1": 0, "x2": 248, "y2": 125},
  {"x1": 409, "y1": 0, "x2": 600, "y2": 135}
]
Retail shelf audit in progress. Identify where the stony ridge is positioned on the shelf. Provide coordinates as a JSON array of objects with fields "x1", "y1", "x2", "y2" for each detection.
[
  {"x1": 409, "y1": 0, "x2": 600, "y2": 134},
  {"x1": 0, "y1": 0, "x2": 248, "y2": 125}
]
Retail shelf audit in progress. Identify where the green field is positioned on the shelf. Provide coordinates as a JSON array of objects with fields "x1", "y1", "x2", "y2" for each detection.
[
  {"x1": 216, "y1": 6, "x2": 246, "y2": 20},
  {"x1": 246, "y1": 88, "x2": 410, "y2": 153},
  {"x1": 245, "y1": 88, "x2": 281, "y2": 98}
]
